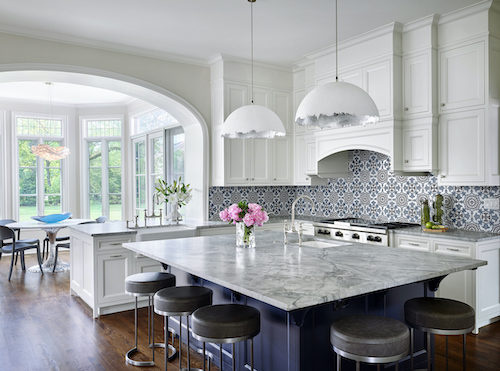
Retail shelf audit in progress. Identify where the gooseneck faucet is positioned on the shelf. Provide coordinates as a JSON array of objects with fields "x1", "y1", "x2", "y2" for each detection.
[
  {"x1": 290, "y1": 195, "x2": 315, "y2": 230},
  {"x1": 284, "y1": 195, "x2": 316, "y2": 245}
]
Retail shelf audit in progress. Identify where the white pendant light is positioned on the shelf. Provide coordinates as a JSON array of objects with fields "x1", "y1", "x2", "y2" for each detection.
[
  {"x1": 295, "y1": 0, "x2": 379, "y2": 129},
  {"x1": 221, "y1": 0, "x2": 286, "y2": 139}
]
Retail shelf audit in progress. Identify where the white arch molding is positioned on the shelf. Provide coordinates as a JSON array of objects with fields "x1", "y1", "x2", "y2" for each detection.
[{"x1": 0, "y1": 63, "x2": 209, "y2": 221}]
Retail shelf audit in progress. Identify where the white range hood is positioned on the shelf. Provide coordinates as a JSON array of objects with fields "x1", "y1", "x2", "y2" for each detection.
[{"x1": 313, "y1": 121, "x2": 403, "y2": 178}]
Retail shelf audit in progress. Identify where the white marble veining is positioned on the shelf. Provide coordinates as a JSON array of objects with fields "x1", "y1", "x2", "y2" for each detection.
[
  {"x1": 123, "y1": 231, "x2": 486, "y2": 311},
  {"x1": 393, "y1": 227, "x2": 500, "y2": 242}
]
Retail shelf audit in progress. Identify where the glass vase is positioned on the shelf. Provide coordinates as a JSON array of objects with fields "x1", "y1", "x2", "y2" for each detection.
[
  {"x1": 170, "y1": 203, "x2": 182, "y2": 223},
  {"x1": 236, "y1": 222, "x2": 255, "y2": 248}
]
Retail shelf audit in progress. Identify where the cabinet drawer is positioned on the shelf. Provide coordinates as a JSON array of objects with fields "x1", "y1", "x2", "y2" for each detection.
[
  {"x1": 434, "y1": 239, "x2": 473, "y2": 257},
  {"x1": 98, "y1": 238, "x2": 133, "y2": 251},
  {"x1": 395, "y1": 236, "x2": 431, "y2": 252}
]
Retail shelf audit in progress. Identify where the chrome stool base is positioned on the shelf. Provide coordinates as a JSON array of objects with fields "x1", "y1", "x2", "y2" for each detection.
[
  {"x1": 126, "y1": 348, "x2": 155, "y2": 367},
  {"x1": 149, "y1": 342, "x2": 177, "y2": 361}
]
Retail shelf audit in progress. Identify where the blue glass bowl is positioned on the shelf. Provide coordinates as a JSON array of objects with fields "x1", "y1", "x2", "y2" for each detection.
[{"x1": 31, "y1": 213, "x2": 72, "y2": 224}]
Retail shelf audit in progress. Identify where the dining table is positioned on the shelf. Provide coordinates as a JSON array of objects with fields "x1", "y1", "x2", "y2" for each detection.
[{"x1": 6, "y1": 219, "x2": 91, "y2": 273}]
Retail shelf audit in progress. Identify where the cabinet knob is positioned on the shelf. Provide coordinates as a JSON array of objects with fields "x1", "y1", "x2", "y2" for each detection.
[
  {"x1": 246, "y1": 178, "x2": 249, "y2": 181},
  {"x1": 441, "y1": 103, "x2": 446, "y2": 107},
  {"x1": 306, "y1": 177, "x2": 310, "y2": 180},
  {"x1": 404, "y1": 160, "x2": 409, "y2": 164},
  {"x1": 441, "y1": 175, "x2": 446, "y2": 178},
  {"x1": 273, "y1": 178, "x2": 277, "y2": 181},
  {"x1": 404, "y1": 107, "x2": 409, "y2": 111},
  {"x1": 252, "y1": 178, "x2": 255, "y2": 181}
]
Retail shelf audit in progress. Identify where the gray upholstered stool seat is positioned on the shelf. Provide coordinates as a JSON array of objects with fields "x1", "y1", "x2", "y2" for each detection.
[
  {"x1": 330, "y1": 315, "x2": 410, "y2": 359},
  {"x1": 405, "y1": 297, "x2": 475, "y2": 331},
  {"x1": 125, "y1": 272, "x2": 176, "y2": 295},
  {"x1": 154, "y1": 286, "x2": 213, "y2": 315},
  {"x1": 191, "y1": 304, "x2": 261, "y2": 371},
  {"x1": 405, "y1": 297, "x2": 475, "y2": 371},
  {"x1": 191, "y1": 303, "x2": 261, "y2": 341},
  {"x1": 153, "y1": 286, "x2": 214, "y2": 371},
  {"x1": 124, "y1": 272, "x2": 176, "y2": 367}
]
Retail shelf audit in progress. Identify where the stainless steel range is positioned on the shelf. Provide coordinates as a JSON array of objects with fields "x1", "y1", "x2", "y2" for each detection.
[{"x1": 313, "y1": 218, "x2": 419, "y2": 246}]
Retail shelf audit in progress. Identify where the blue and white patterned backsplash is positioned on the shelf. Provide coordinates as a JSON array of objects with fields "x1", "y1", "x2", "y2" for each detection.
[{"x1": 209, "y1": 151, "x2": 500, "y2": 233}]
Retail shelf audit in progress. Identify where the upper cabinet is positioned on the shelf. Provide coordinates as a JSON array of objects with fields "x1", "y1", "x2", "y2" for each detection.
[
  {"x1": 211, "y1": 59, "x2": 293, "y2": 186},
  {"x1": 403, "y1": 52, "x2": 431, "y2": 116},
  {"x1": 439, "y1": 41, "x2": 485, "y2": 112}
]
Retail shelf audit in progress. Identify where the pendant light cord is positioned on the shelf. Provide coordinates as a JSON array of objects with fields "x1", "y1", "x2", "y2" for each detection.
[
  {"x1": 335, "y1": 0, "x2": 338, "y2": 81},
  {"x1": 250, "y1": 0, "x2": 254, "y2": 104}
]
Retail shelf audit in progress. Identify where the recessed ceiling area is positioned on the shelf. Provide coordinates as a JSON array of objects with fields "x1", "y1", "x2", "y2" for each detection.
[
  {"x1": 0, "y1": 0, "x2": 483, "y2": 65},
  {"x1": 0, "y1": 81, "x2": 134, "y2": 105}
]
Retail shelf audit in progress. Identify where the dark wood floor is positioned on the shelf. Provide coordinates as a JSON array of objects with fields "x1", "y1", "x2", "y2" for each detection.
[{"x1": 0, "y1": 252, "x2": 499, "y2": 370}]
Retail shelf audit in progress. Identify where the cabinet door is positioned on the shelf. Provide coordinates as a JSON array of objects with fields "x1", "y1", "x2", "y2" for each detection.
[
  {"x1": 439, "y1": 42, "x2": 485, "y2": 112},
  {"x1": 97, "y1": 252, "x2": 132, "y2": 304},
  {"x1": 435, "y1": 270, "x2": 475, "y2": 310},
  {"x1": 294, "y1": 134, "x2": 308, "y2": 184},
  {"x1": 364, "y1": 61, "x2": 392, "y2": 118},
  {"x1": 225, "y1": 138, "x2": 251, "y2": 184},
  {"x1": 403, "y1": 128, "x2": 430, "y2": 170},
  {"x1": 305, "y1": 138, "x2": 317, "y2": 175},
  {"x1": 271, "y1": 137, "x2": 291, "y2": 184},
  {"x1": 273, "y1": 92, "x2": 291, "y2": 132},
  {"x1": 340, "y1": 70, "x2": 363, "y2": 88},
  {"x1": 439, "y1": 110, "x2": 485, "y2": 185},
  {"x1": 249, "y1": 139, "x2": 271, "y2": 184},
  {"x1": 403, "y1": 53, "x2": 430, "y2": 116}
]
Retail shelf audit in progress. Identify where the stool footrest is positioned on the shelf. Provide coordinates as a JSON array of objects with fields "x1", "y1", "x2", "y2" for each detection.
[
  {"x1": 125, "y1": 347, "x2": 155, "y2": 367},
  {"x1": 148, "y1": 342, "x2": 177, "y2": 361}
]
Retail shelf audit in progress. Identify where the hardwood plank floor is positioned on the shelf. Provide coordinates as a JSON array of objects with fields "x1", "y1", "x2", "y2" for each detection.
[{"x1": 0, "y1": 251, "x2": 499, "y2": 370}]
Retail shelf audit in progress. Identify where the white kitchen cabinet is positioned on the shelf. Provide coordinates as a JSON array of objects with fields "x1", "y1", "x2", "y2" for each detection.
[
  {"x1": 135, "y1": 254, "x2": 163, "y2": 273},
  {"x1": 305, "y1": 137, "x2": 317, "y2": 175},
  {"x1": 439, "y1": 109, "x2": 485, "y2": 185},
  {"x1": 294, "y1": 133, "x2": 326, "y2": 185},
  {"x1": 225, "y1": 138, "x2": 250, "y2": 184},
  {"x1": 403, "y1": 52, "x2": 430, "y2": 116},
  {"x1": 364, "y1": 61, "x2": 392, "y2": 119},
  {"x1": 271, "y1": 137, "x2": 292, "y2": 184},
  {"x1": 393, "y1": 233, "x2": 500, "y2": 333},
  {"x1": 96, "y1": 251, "x2": 133, "y2": 305},
  {"x1": 249, "y1": 139, "x2": 271, "y2": 184},
  {"x1": 402, "y1": 122, "x2": 437, "y2": 172},
  {"x1": 439, "y1": 41, "x2": 485, "y2": 112}
]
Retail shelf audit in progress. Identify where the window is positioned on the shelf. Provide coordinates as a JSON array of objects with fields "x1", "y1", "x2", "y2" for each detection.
[
  {"x1": 131, "y1": 109, "x2": 184, "y2": 216},
  {"x1": 16, "y1": 116, "x2": 65, "y2": 221},
  {"x1": 84, "y1": 118, "x2": 122, "y2": 220},
  {"x1": 134, "y1": 108, "x2": 179, "y2": 134}
]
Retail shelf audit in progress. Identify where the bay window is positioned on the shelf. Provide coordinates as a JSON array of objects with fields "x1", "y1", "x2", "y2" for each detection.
[
  {"x1": 83, "y1": 118, "x2": 123, "y2": 220},
  {"x1": 16, "y1": 116, "x2": 65, "y2": 220}
]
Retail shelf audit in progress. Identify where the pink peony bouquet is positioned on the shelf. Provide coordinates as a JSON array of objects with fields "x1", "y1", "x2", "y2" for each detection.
[{"x1": 219, "y1": 201, "x2": 269, "y2": 227}]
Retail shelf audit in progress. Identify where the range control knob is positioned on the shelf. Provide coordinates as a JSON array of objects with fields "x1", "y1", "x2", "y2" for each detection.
[
  {"x1": 367, "y1": 235, "x2": 374, "y2": 242},
  {"x1": 373, "y1": 236, "x2": 382, "y2": 243},
  {"x1": 335, "y1": 231, "x2": 344, "y2": 237},
  {"x1": 351, "y1": 233, "x2": 360, "y2": 240}
]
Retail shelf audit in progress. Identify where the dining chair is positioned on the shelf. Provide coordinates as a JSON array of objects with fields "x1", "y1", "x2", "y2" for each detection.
[
  {"x1": 0, "y1": 219, "x2": 40, "y2": 267},
  {"x1": 52, "y1": 216, "x2": 108, "y2": 272},
  {"x1": 0, "y1": 225, "x2": 44, "y2": 281}
]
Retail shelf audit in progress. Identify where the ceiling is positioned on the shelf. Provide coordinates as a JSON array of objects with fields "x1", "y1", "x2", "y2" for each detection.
[
  {"x1": 0, "y1": 81, "x2": 134, "y2": 105},
  {"x1": 0, "y1": 0, "x2": 483, "y2": 65}
]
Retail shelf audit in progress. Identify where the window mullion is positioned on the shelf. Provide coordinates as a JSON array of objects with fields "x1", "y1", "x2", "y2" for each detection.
[
  {"x1": 37, "y1": 138, "x2": 44, "y2": 216},
  {"x1": 102, "y1": 139, "x2": 109, "y2": 219}
]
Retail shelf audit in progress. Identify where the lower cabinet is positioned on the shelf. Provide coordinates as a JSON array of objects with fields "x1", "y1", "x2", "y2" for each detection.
[
  {"x1": 393, "y1": 234, "x2": 500, "y2": 333},
  {"x1": 70, "y1": 230, "x2": 163, "y2": 318}
]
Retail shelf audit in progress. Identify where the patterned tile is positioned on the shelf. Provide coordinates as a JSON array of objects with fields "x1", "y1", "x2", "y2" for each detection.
[{"x1": 208, "y1": 151, "x2": 500, "y2": 233}]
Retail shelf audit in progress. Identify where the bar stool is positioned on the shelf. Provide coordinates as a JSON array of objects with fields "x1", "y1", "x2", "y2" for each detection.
[
  {"x1": 191, "y1": 304, "x2": 261, "y2": 371},
  {"x1": 154, "y1": 286, "x2": 213, "y2": 371},
  {"x1": 405, "y1": 297, "x2": 475, "y2": 371},
  {"x1": 125, "y1": 272, "x2": 176, "y2": 367},
  {"x1": 330, "y1": 315, "x2": 409, "y2": 371}
]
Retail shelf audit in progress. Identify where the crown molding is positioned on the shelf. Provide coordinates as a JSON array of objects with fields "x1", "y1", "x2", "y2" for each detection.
[
  {"x1": 438, "y1": 0, "x2": 492, "y2": 25},
  {"x1": 207, "y1": 53, "x2": 293, "y2": 73},
  {"x1": 403, "y1": 14, "x2": 440, "y2": 32},
  {"x1": 299, "y1": 22, "x2": 403, "y2": 63},
  {"x1": 0, "y1": 23, "x2": 210, "y2": 68}
]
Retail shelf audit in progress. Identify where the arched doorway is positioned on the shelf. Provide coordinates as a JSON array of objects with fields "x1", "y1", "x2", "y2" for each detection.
[{"x1": 0, "y1": 65, "x2": 209, "y2": 220}]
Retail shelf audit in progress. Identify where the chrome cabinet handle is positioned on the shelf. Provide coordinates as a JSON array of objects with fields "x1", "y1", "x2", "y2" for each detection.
[
  {"x1": 109, "y1": 242, "x2": 123, "y2": 246},
  {"x1": 408, "y1": 242, "x2": 421, "y2": 247},
  {"x1": 110, "y1": 254, "x2": 123, "y2": 258},
  {"x1": 446, "y1": 247, "x2": 460, "y2": 252}
]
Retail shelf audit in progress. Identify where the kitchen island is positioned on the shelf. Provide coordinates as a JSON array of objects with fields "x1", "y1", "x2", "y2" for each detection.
[{"x1": 123, "y1": 231, "x2": 485, "y2": 371}]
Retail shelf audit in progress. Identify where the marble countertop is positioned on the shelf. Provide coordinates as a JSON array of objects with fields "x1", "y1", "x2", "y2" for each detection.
[
  {"x1": 393, "y1": 226, "x2": 500, "y2": 242},
  {"x1": 123, "y1": 231, "x2": 486, "y2": 311},
  {"x1": 69, "y1": 222, "x2": 137, "y2": 236}
]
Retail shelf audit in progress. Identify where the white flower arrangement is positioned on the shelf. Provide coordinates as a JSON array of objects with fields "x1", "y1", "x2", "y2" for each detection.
[{"x1": 155, "y1": 177, "x2": 192, "y2": 208}]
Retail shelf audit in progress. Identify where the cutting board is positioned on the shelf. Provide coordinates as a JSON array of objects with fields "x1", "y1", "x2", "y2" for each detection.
[{"x1": 422, "y1": 227, "x2": 448, "y2": 233}]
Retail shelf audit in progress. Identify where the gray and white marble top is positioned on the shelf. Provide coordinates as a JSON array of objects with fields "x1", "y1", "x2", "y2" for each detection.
[
  {"x1": 123, "y1": 231, "x2": 486, "y2": 312},
  {"x1": 69, "y1": 222, "x2": 137, "y2": 236},
  {"x1": 393, "y1": 226, "x2": 500, "y2": 242}
]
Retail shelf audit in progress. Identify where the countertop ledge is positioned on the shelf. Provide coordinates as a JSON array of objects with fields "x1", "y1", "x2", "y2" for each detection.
[
  {"x1": 123, "y1": 231, "x2": 486, "y2": 312},
  {"x1": 393, "y1": 226, "x2": 500, "y2": 242}
]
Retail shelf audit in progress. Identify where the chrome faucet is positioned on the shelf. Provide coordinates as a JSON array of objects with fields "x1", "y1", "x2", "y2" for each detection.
[
  {"x1": 144, "y1": 194, "x2": 163, "y2": 227},
  {"x1": 284, "y1": 195, "x2": 315, "y2": 244}
]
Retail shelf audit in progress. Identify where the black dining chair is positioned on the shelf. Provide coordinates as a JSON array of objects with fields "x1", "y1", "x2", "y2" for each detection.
[
  {"x1": 0, "y1": 225, "x2": 44, "y2": 281},
  {"x1": 0, "y1": 219, "x2": 40, "y2": 267},
  {"x1": 52, "y1": 216, "x2": 108, "y2": 272}
]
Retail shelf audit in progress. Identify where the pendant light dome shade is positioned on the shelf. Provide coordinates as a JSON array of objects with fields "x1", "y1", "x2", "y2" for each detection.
[
  {"x1": 221, "y1": 104, "x2": 286, "y2": 139},
  {"x1": 295, "y1": 81, "x2": 380, "y2": 128}
]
